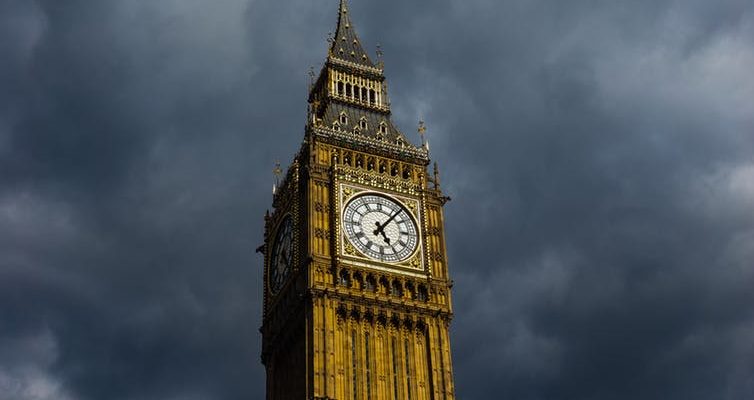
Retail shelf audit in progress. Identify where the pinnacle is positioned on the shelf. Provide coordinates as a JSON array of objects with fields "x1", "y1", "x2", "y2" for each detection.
[{"x1": 329, "y1": 0, "x2": 376, "y2": 68}]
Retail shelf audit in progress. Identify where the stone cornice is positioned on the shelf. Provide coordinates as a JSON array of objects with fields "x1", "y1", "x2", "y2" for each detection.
[
  {"x1": 309, "y1": 125, "x2": 430, "y2": 165},
  {"x1": 308, "y1": 286, "x2": 454, "y2": 320}
]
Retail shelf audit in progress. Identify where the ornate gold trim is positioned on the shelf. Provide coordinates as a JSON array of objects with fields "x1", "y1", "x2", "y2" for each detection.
[{"x1": 337, "y1": 183, "x2": 426, "y2": 275}]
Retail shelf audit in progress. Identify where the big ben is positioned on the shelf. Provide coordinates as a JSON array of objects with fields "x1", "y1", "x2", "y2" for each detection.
[{"x1": 261, "y1": 1, "x2": 456, "y2": 399}]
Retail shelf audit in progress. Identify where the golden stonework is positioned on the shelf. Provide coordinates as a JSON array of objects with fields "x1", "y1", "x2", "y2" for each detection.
[
  {"x1": 343, "y1": 241, "x2": 356, "y2": 256},
  {"x1": 261, "y1": 1, "x2": 455, "y2": 399}
]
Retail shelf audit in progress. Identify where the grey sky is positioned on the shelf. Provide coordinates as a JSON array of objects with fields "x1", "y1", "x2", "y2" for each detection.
[{"x1": 1, "y1": 0, "x2": 753, "y2": 399}]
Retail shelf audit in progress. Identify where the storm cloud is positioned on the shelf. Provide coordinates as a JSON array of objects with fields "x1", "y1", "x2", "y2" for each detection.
[{"x1": 1, "y1": 0, "x2": 753, "y2": 399}]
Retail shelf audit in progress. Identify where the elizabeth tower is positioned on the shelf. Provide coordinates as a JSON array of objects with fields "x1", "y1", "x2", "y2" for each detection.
[{"x1": 260, "y1": 1, "x2": 456, "y2": 398}]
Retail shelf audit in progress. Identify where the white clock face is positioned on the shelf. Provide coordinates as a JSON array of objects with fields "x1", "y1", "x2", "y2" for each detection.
[{"x1": 342, "y1": 193, "x2": 419, "y2": 262}]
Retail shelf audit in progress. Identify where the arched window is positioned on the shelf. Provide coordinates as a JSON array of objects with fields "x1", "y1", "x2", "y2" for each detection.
[
  {"x1": 338, "y1": 81, "x2": 344, "y2": 96},
  {"x1": 379, "y1": 277, "x2": 389, "y2": 294},
  {"x1": 402, "y1": 165, "x2": 411, "y2": 180},
  {"x1": 340, "y1": 112, "x2": 348, "y2": 125},
  {"x1": 359, "y1": 118, "x2": 368, "y2": 130},
  {"x1": 417, "y1": 285, "x2": 428, "y2": 302},
  {"x1": 390, "y1": 280, "x2": 402, "y2": 297},
  {"x1": 365, "y1": 275, "x2": 376, "y2": 291},
  {"x1": 362, "y1": 87, "x2": 368, "y2": 102},
  {"x1": 370, "y1": 89, "x2": 376, "y2": 104},
  {"x1": 339, "y1": 270, "x2": 351, "y2": 287},
  {"x1": 405, "y1": 282, "x2": 415, "y2": 300},
  {"x1": 346, "y1": 83, "x2": 352, "y2": 98}
]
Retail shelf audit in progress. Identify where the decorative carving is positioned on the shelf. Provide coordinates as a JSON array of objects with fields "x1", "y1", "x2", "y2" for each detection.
[
  {"x1": 312, "y1": 125, "x2": 428, "y2": 164},
  {"x1": 337, "y1": 166, "x2": 420, "y2": 196},
  {"x1": 342, "y1": 186, "x2": 354, "y2": 202},
  {"x1": 314, "y1": 228, "x2": 330, "y2": 239},
  {"x1": 344, "y1": 241, "x2": 356, "y2": 255}
]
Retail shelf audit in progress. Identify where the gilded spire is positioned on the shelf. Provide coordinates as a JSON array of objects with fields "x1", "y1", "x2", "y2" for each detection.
[{"x1": 329, "y1": 0, "x2": 375, "y2": 68}]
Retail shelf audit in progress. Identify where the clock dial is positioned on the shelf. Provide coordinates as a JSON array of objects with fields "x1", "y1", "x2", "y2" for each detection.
[
  {"x1": 342, "y1": 193, "x2": 419, "y2": 263},
  {"x1": 269, "y1": 215, "x2": 293, "y2": 294}
]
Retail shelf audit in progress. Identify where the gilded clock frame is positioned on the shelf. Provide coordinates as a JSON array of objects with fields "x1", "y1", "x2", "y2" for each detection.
[{"x1": 336, "y1": 182, "x2": 426, "y2": 276}]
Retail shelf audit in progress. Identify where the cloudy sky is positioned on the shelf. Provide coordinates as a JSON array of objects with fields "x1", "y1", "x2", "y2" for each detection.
[{"x1": 2, "y1": 0, "x2": 754, "y2": 399}]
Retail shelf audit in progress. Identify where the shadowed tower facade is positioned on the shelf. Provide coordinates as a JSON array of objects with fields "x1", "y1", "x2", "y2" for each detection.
[{"x1": 260, "y1": 1, "x2": 456, "y2": 398}]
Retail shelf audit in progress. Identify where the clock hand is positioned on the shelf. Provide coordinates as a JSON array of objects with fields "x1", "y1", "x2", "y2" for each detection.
[
  {"x1": 373, "y1": 221, "x2": 391, "y2": 244},
  {"x1": 374, "y1": 209, "x2": 400, "y2": 236},
  {"x1": 374, "y1": 211, "x2": 400, "y2": 245},
  {"x1": 384, "y1": 209, "x2": 400, "y2": 226}
]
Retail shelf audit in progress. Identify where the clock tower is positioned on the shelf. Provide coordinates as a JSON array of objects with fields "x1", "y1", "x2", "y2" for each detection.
[{"x1": 261, "y1": 1, "x2": 456, "y2": 399}]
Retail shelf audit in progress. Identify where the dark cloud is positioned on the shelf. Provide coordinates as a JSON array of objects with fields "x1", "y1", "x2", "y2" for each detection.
[{"x1": 1, "y1": 0, "x2": 753, "y2": 399}]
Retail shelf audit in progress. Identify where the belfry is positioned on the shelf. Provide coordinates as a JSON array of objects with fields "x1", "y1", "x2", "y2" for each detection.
[{"x1": 260, "y1": 1, "x2": 456, "y2": 398}]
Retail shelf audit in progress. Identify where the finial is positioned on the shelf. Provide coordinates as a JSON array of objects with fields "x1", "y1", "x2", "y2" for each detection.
[
  {"x1": 327, "y1": 32, "x2": 334, "y2": 55},
  {"x1": 376, "y1": 44, "x2": 384, "y2": 69},
  {"x1": 418, "y1": 119, "x2": 427, "y2": 146},
  {"x1": 272, "y1": 161, "x2": 282, "y2": 195}
]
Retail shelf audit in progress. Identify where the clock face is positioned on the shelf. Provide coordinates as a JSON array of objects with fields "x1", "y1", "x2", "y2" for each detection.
[
  {"x1": 269, "y1": 215, "x2": 293, "y2": 294},
  {"x1": 342, "y1": 193, "x2": 419, "y2": 263}
]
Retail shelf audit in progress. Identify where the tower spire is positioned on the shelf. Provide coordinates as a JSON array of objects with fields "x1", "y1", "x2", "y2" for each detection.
[{"x1": 329, "y1": 0, "x2": 375, "y2": 67}]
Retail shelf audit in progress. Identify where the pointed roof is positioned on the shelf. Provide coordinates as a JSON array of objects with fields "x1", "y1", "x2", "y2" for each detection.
[{"x1": 329, "y1": 0, "x2": 375, "y2": 68}]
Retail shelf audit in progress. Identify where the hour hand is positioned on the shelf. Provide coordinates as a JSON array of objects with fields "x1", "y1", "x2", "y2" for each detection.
[
  {"x1": 373, "y1": 221, "x2": 382, "y2": 236},
  {"x1": 373, "y1": 222, "x2": 391, "y2": 244}
]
